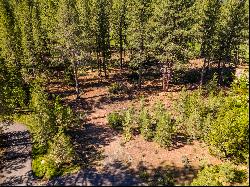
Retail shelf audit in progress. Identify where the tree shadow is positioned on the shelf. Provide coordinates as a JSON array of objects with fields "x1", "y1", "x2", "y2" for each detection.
[
  {"x1": 44, "y1": 159, "x2": 199, "y2": 186},
  {"x1": 67, "y1": 123, "x2": 120, "y2": 168},
  {"x1": 168, "y1": 133, "x2": 191, "y2": 151},
  {"x1": 137, "y1": 161, "x2": 199, "y2": 186},
  {"x1": 44, "y1": 160, "x2": 146, "y2": 186},
  {"x1": 0, "y1": 128, "x2": 35, "y2": 186},
  {"x1": 173, "y1": 66, "x2": 236, "y2": 87}
]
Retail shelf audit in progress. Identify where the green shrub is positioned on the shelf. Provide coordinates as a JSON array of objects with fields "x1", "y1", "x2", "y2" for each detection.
[
  {"x1": 123, "y1": 107, "x2": 135, "y2": 142},
  {"x1": 191, "y1": 163, "x2": 247, "y2": 186},
  {"x1": 32, "y1": 156, "x2": 60, "y2": 180},
  {"x1": 108, "y1": 82, "x2": 128, "y2": 94},
  {"x1": 32, "y1": 156, "x2": 47, "y2": 178},
  {"x1": 175, "y1": 88, "x2": 223, "y2": 140},
  {"x1": 32, "y1": 132, "x2": 74, "y2": 179},
  {"x1": 22, "y1": 83, "x2": 78, "y2": 179},
  {"x1": 47, "y1": 132, "x2": 74, "y2": 166},
  {"x1": 138, "y1": 107, "x2": 154, "y2": 141},
  {"x1": 107, "y1": 112, "x2": 124, "y2": 131},
  {"x1": 206, "y1": 76, "x2": 249, "y2": 163},
  {"x1": 207, "y1": 99, "x2": 248, "y2": 162},
  {"x1": 153, "y1": 102, "x2": 175, "y2": 148}
]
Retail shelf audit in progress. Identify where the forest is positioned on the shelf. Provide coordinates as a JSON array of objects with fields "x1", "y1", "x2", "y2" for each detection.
[{"x1": 0, "y1": 0, "x2": 249, "y2": 186}]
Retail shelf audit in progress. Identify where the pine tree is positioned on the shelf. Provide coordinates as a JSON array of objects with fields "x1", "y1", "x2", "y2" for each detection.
[
  {"x1": 199, "y1": 0, "x2": 222, "y2": 85},
  {"x1": 54, "y1": 0, "x2": 82, "y2": 98},
  {"x1": 150, "y1": 0, "x2": 196, "y2": 91},
  {"x1": 111, "y1": 0, "x2": 128, "y2": 70},
  {"x1": 95, "y1": 0, "x2": 111, "y2": 78},
  {"x1": 127, "y1": 0, "x2": 153, "y2": 89},
  {"x1": 0, "y1": 0, "x2": 26, "y2": 116},
  {"x1": 216, "y1": 0, "x2": 248, "y2": 84}
]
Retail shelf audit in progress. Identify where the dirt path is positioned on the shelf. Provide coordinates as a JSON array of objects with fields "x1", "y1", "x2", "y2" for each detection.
[{"x1": 0, "y1": 123, "x2": 35, "y2": 186}]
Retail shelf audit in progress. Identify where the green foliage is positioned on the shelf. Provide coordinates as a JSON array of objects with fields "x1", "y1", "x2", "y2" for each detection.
[
  {"x1": 47, "y1": 132, "x2": 74, "y2": 166},
  {"x1": 123, "y1": 107, "x2": 135, "y2": 142},
  {"x1": 32, "y1": 156, "x2": 60, "y2": 179},
  {"x1": 107, "y1": 111, "x2": 124, "y2": 131},
  {"x1": 32, "y1": 129, "x2": 75, "y2": 180},
  {"x1": 191, "y1": 163, "x2": 247, "y2": 186},
  {"x1": 138, "y1": 107, "x2": 154, "y2": 141},
  {"x1": 175, "y1": 87, "x2": 223, "y2": 140},
  {"x1": 15, "y1": 82, "x2": 79, "y2": 179},
  {"x1": 175, "y1": 75, "x2": 249, "y2": 163},
  {"x1": 206, "y1": 76, "x2": 249, "y2": 163},
  {"x1": 108, "y1": 82, "x2": 128, "y2": 95},
  {"x1": 153, "y1": 102, "x2": 175, "y2": 148}
]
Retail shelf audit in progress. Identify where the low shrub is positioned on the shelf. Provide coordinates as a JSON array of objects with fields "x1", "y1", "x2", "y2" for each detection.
[
  {"x1": 152, "y1": 102, "x2": 176, "y2": 148},
  {"x1": 32, "y1": 156, "x2": 60, "y2": 179},
  {"x1": 174, "y1": 88, "x2": 223, "y2": 140},
  {"x1": 107, "y1": 112, "x2": 124, "y2": 131},
  {"x1": 206, "y1": 76, "x2": 249, "y2": 163},
  {"x1": 123, "y1": 107, "x2": 135, "y2": 142},
  {"x1": 154, "y1": 113, "x2": 175, "y2": 148},
  {"x1": 108, "y1": 82, "x2": 128, "y2": 95},
  {"x1": 138, "y1": 107, "x2": 154, "y2": 141},
  {"x1": 32, "y1": 132, "x2": 74, "y2": 180},
  {"x1": 191, "y1": 163, "x2": 247, "y2": 186}
]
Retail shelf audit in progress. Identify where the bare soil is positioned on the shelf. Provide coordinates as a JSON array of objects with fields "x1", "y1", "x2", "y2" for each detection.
[{"x1": 45, "y1": 66, "x2": 222, "y2": 185}]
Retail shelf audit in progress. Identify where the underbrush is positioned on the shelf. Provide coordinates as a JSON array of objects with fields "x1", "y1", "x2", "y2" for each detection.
[
  {"x1": 14, "y1": 82, "x2": 80, "y2": 180},
  {"x1": 108, "y1": 82, "x2": 129, "y2": 95},
  {"x1": 191, "y1": 163, "x2": 248, "y2": 186},
  {"x1": 107, "y1": 75, "x2": 249, "y2": 164},
  {"x1": 107, "y1": 99, "x2": 176, "y2": 147}
]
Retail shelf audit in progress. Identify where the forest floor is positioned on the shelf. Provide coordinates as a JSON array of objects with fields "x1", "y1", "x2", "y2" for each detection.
[
  {"x1": 41, "y1": 64, "x2": 222, "y2": 186},
  {"x1": 0, "y1": 61, "x2": 225, "y2": 186}
]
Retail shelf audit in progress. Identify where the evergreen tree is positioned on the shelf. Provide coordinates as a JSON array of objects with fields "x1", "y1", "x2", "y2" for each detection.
[
  {"x1": 111, "y1": 0, "x2": 128, "y2": 70},
  {"x1": 215, "y1": 0, "x2": 248, "y2": 84},
  {"x1": 95, "y1": 0, "x2": 111, "y2": 78},
  {"x1": 199, "y1": 0, "x2": 223, "y2": 85},
  {"x1": 150, "y1": 0, "x2": 196, "y2": 91},
  {"x1": 127, "y1": 0, "x2": 153, "y2": 89},
  {"x1": 54, "y1": 0, "x2": 82, "y2": 98}
]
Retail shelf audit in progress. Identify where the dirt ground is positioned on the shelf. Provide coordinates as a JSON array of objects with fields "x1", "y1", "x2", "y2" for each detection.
[{"x1": 46, "y1": 66, "x2": 222, "y2": 185}]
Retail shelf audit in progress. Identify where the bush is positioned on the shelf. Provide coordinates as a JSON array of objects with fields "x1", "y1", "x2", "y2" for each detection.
[
  {"x1": 32, "y1": 156, "x2": 60, "y2": 179},
  {"x1": 206, "y1": 77, "x2": 249, "y2": 163},
  {"x1": 108, "y1": 82, "x2": 128, "y2": 95},
  {"x1": 175, "y1": 88, "x2": 222, "y2": 140},
  {"x1": 138, "y1": 107, "x2": 154, "y2": 141},
  {"x1": 32, "y1": 132, "x2": 74, "y2": 179},
  {"x1": 47, "y1": 132, "x2": 74, "y2": 166},
  {"x1": 123, "y1": 107, "x2": 135, "y2": 142},
  {"x1": 154, "y1": 112, "x2": 175, "y2": 148},
  {"x1": 107, "y1": 112, "x2": 124, "y2": 131},
  {"x1": 191, "y1": 163, "x2": 247, "y2": 186},
  {"x1": 153, "y1": 102, "x2": 175, "y2": 148}
]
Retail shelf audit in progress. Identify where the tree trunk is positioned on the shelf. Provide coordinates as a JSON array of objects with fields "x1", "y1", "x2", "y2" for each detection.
[
  {"x1": 119, "y1": 22, "x2": 123, "y2": 70},
  {"x1": 138, "y1": 64, "x2": 142, "y2": 90},
  {"x1": 218, "y1": 60, "x2": 222, "y2": 85},
  {"x1": 165, "y1": 61, "x2": 172, "y2": 92},
  {"x1": 120, "y1": 40, "x2": 123, "y2": 70},
  {"x1": 74, "y1": 61, "x2": 80, "y2": 99},
  {"x1": 97, "y1": 52, "x2": 101, "y2": 77},
  {"x1": 162, "y1": 63, "x2": 167, "y2": 91},
  {"x1": 103, "y1": 53, "x2": 107, "y2": 78},
  {"x1": 200, "y1": 58, "x2": 207, "y2": 86}
]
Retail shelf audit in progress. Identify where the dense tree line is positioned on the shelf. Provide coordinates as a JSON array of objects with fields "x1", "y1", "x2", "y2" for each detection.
[{"x1": 0, "y1": 0, "x2": 249, "y2": 116}]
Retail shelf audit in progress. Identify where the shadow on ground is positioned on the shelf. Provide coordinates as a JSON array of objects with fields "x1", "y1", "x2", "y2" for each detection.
[
  {"x1": 44, "y1": 159, "x2": 199, "y2": 186},
  {"x1": 0, "y1": 127, "x2": 35, "y2": 186}
]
